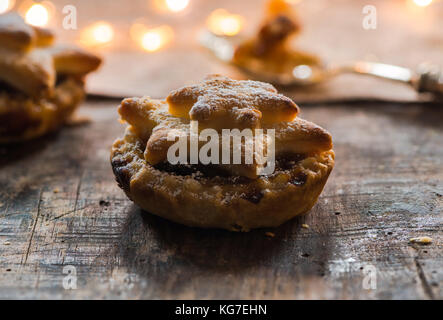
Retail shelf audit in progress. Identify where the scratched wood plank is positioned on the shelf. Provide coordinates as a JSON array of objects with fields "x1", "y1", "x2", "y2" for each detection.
[{"x1": 0, "y1": 100, "x2": 441, "y2": 299}]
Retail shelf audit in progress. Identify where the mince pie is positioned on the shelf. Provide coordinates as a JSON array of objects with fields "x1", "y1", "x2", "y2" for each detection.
[
  {"x1": 233, "y1": 0, "x2": 319, "y2": 76},
  {"x1": 111, "y1": 75, "x2": 334, "y2": 231},
  {"x1": 0, "y1": 12, "x2": 101, "y2": 143}
]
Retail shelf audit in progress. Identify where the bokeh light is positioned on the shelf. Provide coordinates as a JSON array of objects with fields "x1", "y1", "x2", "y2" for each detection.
[
  {"x1": 412, "y1": 0, "x2": 432, "y2": 6},
  {"x1": 25, "y1": 3, "x2": 49, "y2": 27},
  {"x1": 206, "y1": 9, "x2": 244, "y2": 36},
  {"x1": 0, "y1": 0, "x2": 15, "y2": 14},
  {"x1": 165, "y1": 0, "x2": 189, "y2": 12},
  {"x1": 154, "y1": 0, "x2": 189, "y2": 13},
  {"x1": 81, "y1": 21, "x2": 114, "y2": 47},
  {"x1": 140, "y1": 25, "x2": 174, "y2": 52},
  {"x1": 92, "y1": 22, "x2": 114, "y2": 44}
]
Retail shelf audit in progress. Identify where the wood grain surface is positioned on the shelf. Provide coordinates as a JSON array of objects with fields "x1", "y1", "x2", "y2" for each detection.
[{"x1": 0, "y1": 99, "x2": 441, "y2": 299}]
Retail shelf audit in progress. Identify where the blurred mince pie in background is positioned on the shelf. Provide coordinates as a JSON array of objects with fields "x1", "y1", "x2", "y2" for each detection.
[
  {"x1": 233, "y1": 0, "x2": 320, "y2": 76},
  {"x1": 0, "y1": 12, "x2": 102, "y2": 143}
]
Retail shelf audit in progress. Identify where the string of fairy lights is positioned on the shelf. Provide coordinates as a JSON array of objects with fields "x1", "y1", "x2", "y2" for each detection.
[
  {"x1": 0, "y1": 0, "x2": 439, "y2": 52},
  {"x1": 0, "y1": 0, "x2": 246, "y2": 51}
]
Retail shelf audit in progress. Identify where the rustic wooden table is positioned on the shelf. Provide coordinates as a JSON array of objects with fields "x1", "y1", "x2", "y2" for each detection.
[{"x1": 0, "y1": 99, "x2": 441, "y2": 299}]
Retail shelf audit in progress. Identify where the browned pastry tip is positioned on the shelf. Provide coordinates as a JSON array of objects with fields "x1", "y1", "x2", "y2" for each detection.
[
  {"x1": 268, "y1": 117, "x2": 333, "y2": 155},
  {"x1": 265, "y1": 0, "x2": 299, "y2": 20},
  {"x1": 254, "y1": 14, "x2": 299, "y2": 56},
  {"x1": 33, "y1": 26, "x2": 55, "y2": 47},
  {"x1": 49, "y1": 44, "x2": 102, "y2": 75},
  {"x1": 118, "y1": 97, "x2": 170, "y2": 141},
  {"x1": 0, "y1": 12, "x2": 35, "y2": 51}
]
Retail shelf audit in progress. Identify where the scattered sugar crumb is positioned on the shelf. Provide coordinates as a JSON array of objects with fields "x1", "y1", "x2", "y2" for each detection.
[
  {"x1": 409, "y1": 237, "x2": 433, "y2": 244},
  {"x1": 265, "y1": 232, "x2": 275, "y2": 238},
  {"x1": 302, "y1": 224, "x2": 310, "y2": 229},
  {"x1": 66, "y1": 114, "x2": 91, "y2": 127}
]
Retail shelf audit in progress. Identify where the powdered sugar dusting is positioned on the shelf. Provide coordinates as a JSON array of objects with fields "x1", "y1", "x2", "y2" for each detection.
[{"x1": 166, "y1": 74, "x2": 299, "y2": 130}]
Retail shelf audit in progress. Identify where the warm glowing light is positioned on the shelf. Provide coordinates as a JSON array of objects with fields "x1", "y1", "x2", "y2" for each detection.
[
  {"x1": 25, "y1": 3, "x2": 49, "y2": 27},
  {"x1": 207, "y1": 9, "x2": 244, "y2": 36},
  {"x1": 142, "y1": 32, "x2": 162, "y2": 52},
  {"x1": 293, "y1": 65, "x2": 312, "y2": 80},
  {"x1": 154, "y1": 0, "x2": 189, "y2": 12},
  {"x1": 92, "y1": 23, "x2": 114, "y2": 44},
  {"x1": 412, "y1": 0, "x2": 432, "y2": 6},
  {"x1": 165, "y1": 0, "x2": 189, "y2": 12},
  {"x1": 81, "y1": 21, "x2": 114, "y2": 47},
  {"x1": 0, "y1": 0, "x2": 15, "y2": 14},
  {"x1": 140, "y1": 25, "x2": 174, "y2": 52},
  {"x1": 130, "y1": 22, "x2": 148, "y2": 42}
]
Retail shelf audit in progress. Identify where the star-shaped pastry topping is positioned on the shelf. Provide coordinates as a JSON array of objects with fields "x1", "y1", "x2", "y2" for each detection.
[
  {"x1": 166, "y1": 74, "x2": 299, "y2": 130},
  {"x1": 118, "y1": 75, "x2": 332, "y2": 179}
]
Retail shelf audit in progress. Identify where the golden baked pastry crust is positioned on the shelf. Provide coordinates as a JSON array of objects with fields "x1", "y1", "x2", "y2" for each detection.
[
  {"x1": 33, "y1": 26, "x2": 55, "y2": 47},
  {"x1": 49, "y1": 44, "x2": 102, "y2": 75},
  {"x1": 112, "y1": 75, "x2": 334, "y2": 231},
  {"x1": 111, "y1": 127, "x2": 334, "y2": 231}
]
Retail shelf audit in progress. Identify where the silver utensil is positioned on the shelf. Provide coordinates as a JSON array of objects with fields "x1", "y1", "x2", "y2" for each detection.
[{"x1": 199, "y1": 30, "x2": 443, "y2": 96}]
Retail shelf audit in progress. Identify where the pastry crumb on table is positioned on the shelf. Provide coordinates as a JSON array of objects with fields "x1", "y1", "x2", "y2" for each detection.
[
  {"x1": 65, "y1": 113, "x2": 92, "y2": 127},
  {"x1": 409, "y1": 237, "x2": 433, "y2": 245}
]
